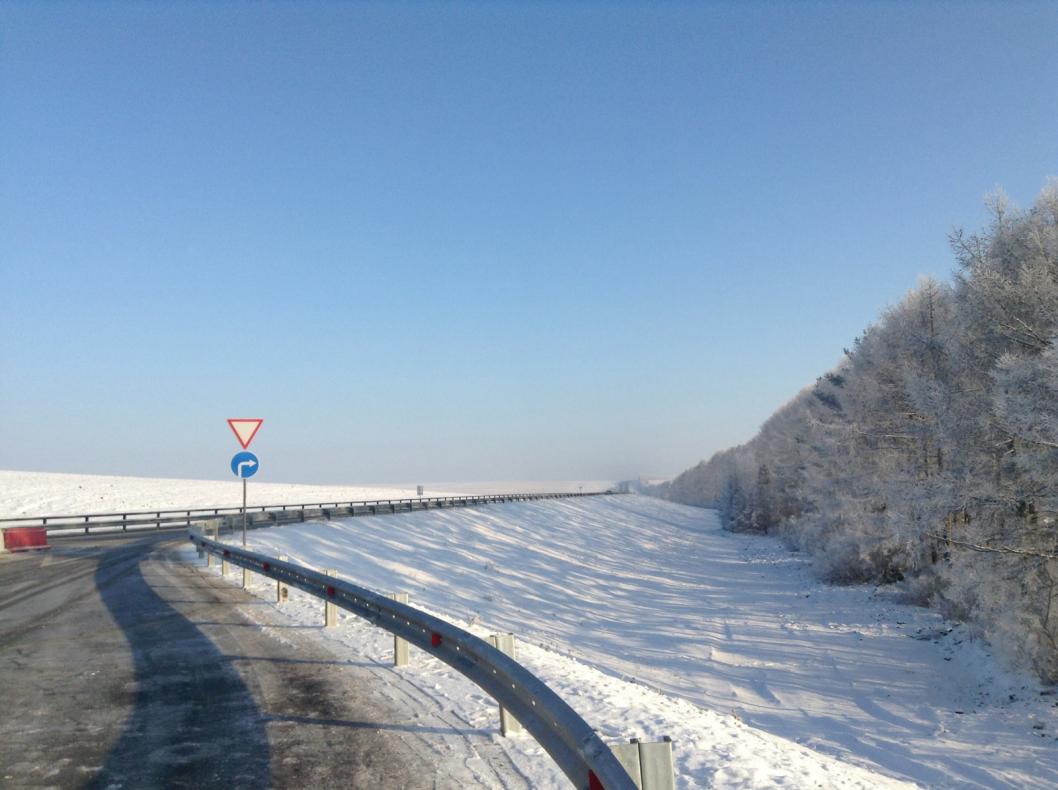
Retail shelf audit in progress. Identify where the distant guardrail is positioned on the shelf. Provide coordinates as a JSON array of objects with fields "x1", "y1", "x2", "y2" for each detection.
[
  {"x1": 189, "y1": 531, "x2": 637, "y2": 790},
  {"x1": 0, "y1": 491, "x2": 617, "y2": 537}
]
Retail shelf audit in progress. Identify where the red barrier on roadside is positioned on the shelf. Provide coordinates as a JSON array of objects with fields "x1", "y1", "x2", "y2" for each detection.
[{"x1": 3, "y1": 527, "x2": 49, "y2": 552}]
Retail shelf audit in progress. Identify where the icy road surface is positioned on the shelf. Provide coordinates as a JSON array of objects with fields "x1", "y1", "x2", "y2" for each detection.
[{"x1": 235, "y1": 494, "x2": 1057, "y2": 789}]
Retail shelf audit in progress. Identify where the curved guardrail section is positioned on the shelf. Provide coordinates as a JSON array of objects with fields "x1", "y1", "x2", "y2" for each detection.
[
  {"x1": 1, "y1": 491, "x2": 614, "y2": 537},
  {"x1": 189, "y1": 531, "x2": 636, "y2": 790}
]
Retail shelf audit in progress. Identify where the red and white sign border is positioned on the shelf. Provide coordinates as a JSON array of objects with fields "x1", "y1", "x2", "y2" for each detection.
[{"x1": 227, "y1": 418, "x2": 264, "y2": 450}]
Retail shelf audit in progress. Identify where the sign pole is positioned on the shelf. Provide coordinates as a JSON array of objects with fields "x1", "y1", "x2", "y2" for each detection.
[
  {"x1": 242, "y1": 477, "x2": 247, "y2": 547},
  {"x1": 227, "y1": 418, "x2": 263, "y2": 551}
]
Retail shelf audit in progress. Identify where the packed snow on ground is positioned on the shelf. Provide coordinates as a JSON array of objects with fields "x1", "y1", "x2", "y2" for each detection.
[
  {"x1": 220, "y1": 494, "x2": 1057, "y2": 789},
  {"x1": 188, "y1": 533, "x2": 899, "y2": 789}
]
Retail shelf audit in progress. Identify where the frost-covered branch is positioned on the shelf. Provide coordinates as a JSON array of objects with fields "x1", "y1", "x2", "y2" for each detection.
[{"x1": 926, "y1": 533, "x2": 1058, "y2": 561}]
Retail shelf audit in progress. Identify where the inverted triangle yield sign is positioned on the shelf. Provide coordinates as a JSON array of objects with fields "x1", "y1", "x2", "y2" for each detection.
[{"x1": 227, "y1": 418, "x2": 263, "y2": 449}]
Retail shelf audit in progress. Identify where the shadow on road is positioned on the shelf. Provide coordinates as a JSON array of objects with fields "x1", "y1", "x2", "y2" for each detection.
[
  {"x1": 85, "y1": 544, "x2": 271, "y2": 789},
  {"x1": 265, "y1": 713, "x2": 489, "y2": 738}
]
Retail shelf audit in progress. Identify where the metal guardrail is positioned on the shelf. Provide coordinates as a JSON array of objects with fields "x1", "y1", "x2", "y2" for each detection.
[
  {"x1": 189, "y1": 532, "x2": 636, "y2": 790},
  {"x1": 0, "y1": 491, "x2": 614, "y2": 537}
]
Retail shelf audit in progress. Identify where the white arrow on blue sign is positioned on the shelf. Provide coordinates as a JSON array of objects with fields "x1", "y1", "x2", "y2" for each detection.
[{"x1": 231, "y1": 451, "x2": 259, "y2": 479}]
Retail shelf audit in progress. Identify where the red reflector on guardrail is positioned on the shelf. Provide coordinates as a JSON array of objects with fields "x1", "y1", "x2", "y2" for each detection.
[
  {"x1": 3, "y1": 527, "x2": 49, "y2": 552},
  {"x1": 588, "y1": 770, "x2": 605, "y2": 790},
  {"x1": 263, "y1": 562, "x2": 271, "y2": 572},
  {"x1": 223, "y1": 550, "x2": 230, "y2": 557},
  {"x1": 326, "y1": 585, "x2": 336, "y2": 598},
  {"x1": 431, "y1": 632, "x2": 442, "y2": 647}
]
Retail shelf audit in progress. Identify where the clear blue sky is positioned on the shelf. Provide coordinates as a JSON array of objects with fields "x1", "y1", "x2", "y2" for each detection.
[{"x1": 2, "y1": 2, "x2": 1056, "y2": 485}]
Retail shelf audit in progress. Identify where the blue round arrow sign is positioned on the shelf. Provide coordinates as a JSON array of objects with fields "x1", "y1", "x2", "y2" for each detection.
[{"x1": 231, "y1": 451, "x2": 259, "y2": 479}]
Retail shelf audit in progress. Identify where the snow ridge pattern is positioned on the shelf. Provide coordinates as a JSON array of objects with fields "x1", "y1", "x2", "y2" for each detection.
[{"x1": 224, "y1": 494, "x2": 1056, "y2": 788}]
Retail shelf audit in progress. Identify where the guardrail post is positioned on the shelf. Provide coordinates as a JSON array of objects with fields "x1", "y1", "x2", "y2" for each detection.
[
  {"x1": 222, "y1": 555, "x2": 230, "y2": 576},
  {"x1": 612, "y1": 742, "x2": 643, "y2": 789},
  {"x1": 203, "y1": 522, "x2": 217, "y2": 566},
  {"x1": 611, "y1": 737, "x2": 675, "y2": 790},
  {"x1": 487, "y1": 633, "x2": 523, "y2": 736},
  {"x1": 639, "y1": 738, "x2": 675, "y2": 790},
  {"x1": 324, "y1": 569, "x2": 338, "y2": 627},
  {"x1": 276, "y1": 555, "x2": 289, "y2": 602},
  {"x1": 389, "y1": 592, "x2": 410, "y2": 665}
]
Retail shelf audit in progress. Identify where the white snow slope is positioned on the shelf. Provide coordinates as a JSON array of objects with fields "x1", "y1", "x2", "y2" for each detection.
[
  {"x1": 6, "y1": 472, "x2": 1056, "y2": 787},
  {"x1": 227, "y1": 493, "x2": 1057, "y2": 789}
]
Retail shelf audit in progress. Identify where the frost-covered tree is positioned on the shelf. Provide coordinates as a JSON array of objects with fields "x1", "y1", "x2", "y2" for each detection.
[{"x1": 652, "y1": 180, "x2": 1058, "y2": 679}]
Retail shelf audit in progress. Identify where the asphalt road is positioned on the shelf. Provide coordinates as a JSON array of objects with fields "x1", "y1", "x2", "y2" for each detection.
[{"x1": 0, "y1": 535, "x2": 527, "y2": 789}]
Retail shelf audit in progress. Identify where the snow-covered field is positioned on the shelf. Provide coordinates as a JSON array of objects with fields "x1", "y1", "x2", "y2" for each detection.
[
  {"x1": 0, "y1": 470, "x2": 438, "y2": 515},
  {"x1": 416, "y1": 480, "x2": 615, "y2": 495},
  {"x1": 6, "y1": 471, "x2": 1056, "y2": 787},
  {"x1": 0, "y1": 470, "x2": 610, "y2": 516}
]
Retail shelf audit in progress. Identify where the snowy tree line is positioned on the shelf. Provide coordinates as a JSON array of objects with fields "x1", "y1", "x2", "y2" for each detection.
[{"x1": 650, "y1": 181, "x2": 1058, "y2": 680}]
